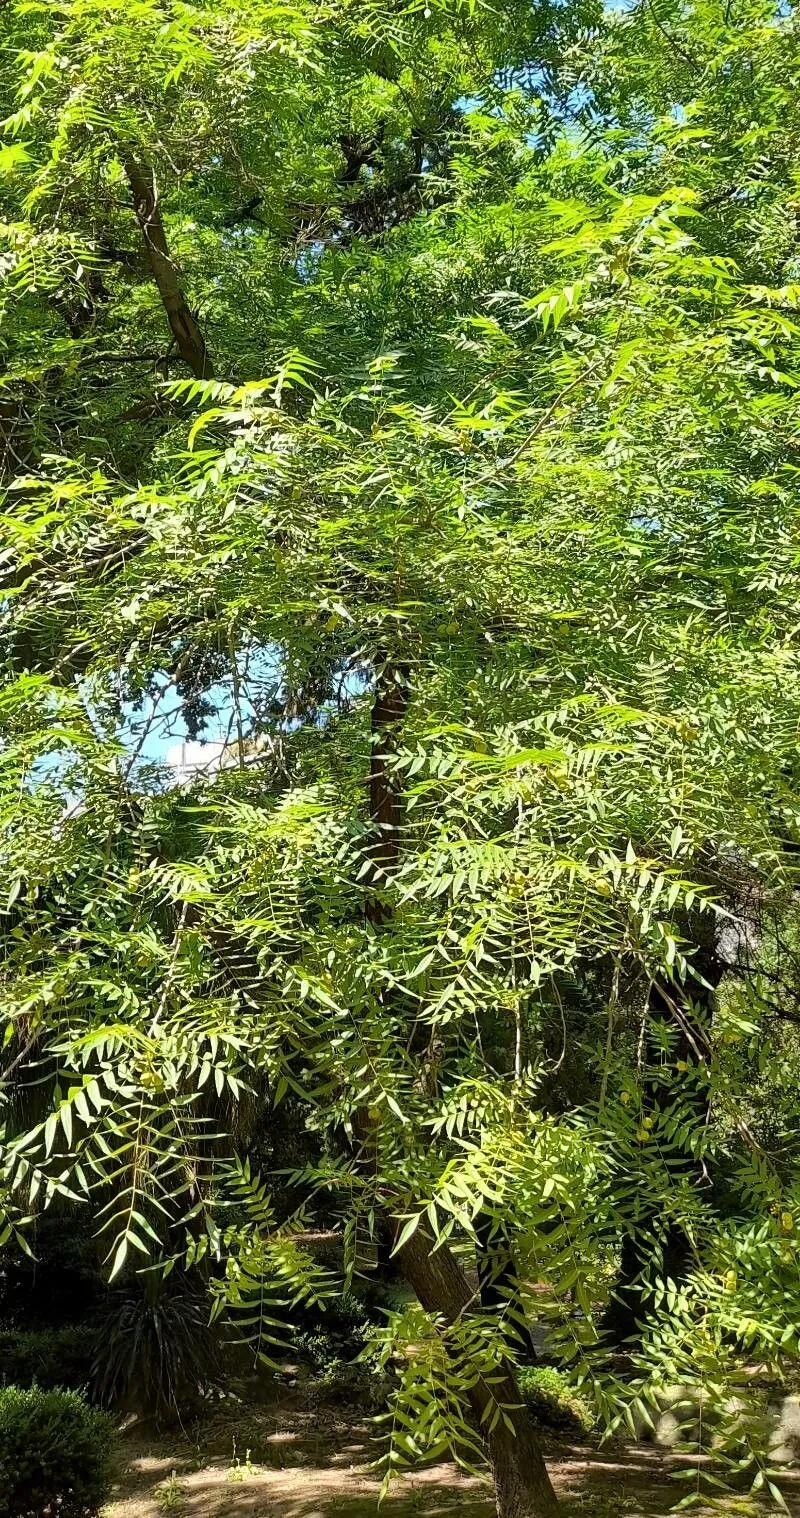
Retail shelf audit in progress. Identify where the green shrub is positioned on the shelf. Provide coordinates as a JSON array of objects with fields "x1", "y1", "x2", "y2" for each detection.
[
  {"x1": 0, "y1": 1385, "x2": 113, "y2": 1518},
  {"x1": 92, "y1": 1276, "x2": 222, "y2": 1420},
  {"x1": 293, "y1": 1292, "x2": 371, "y2": 1371},
  {"x1": 0, "y1": 1327, "x2": 94, "y2": 1391},
  {"x1": 306, "y1": 1359, "x2": 391, "y2": 1412},
  {"x1": 518, "y1": 1366, "x2": 596, "y2": 1438}
]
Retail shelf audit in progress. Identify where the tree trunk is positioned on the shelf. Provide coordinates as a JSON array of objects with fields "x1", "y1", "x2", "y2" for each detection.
[
  {"x1": 365, "y1": 663, "x2": 556, "y2": 1512},
  {"x1": 122, "y1": 154, "x2": 213, "y2": 379},
  {"x1": 602, "y1": 1222, "x2": 692, "y2": 1345},
  {"x1": 398, "y1": 1221, "x2": 559, "y2": 1517}
]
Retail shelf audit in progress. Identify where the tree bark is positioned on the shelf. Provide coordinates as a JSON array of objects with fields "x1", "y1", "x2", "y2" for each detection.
[
  {"x1": 398, "y1": 1221, "x2": 559, "y2": 1518},
  {"x1": 122, "y1": 154, "x2": 213, "y2": 379}
]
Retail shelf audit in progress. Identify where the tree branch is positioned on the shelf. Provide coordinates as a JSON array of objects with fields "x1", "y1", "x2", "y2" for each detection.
[{"x1": 121, "y1": 153, "x2": 213, "y2": 379}]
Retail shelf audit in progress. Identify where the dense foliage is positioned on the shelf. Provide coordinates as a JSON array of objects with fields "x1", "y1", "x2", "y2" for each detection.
[
  {"x1": 0, "y1": 1386, "x2": 113, "y2": 1518},
  {"x1": 0, "y1": 1325, "x2": 94, "y2": 1392},
  {"x1": 3, "y1": 0, "x2": 800, "y2": 1512}
]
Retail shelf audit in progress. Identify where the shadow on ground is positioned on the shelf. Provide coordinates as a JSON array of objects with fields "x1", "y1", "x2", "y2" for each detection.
[{"x1": 107, "y1": 1407, "x2": 800, "y2": 1518}]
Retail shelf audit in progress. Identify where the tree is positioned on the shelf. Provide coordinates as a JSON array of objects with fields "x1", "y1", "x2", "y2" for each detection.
[{"x1": 3, "y1": 0, "x2": 800, "y2": 1513}]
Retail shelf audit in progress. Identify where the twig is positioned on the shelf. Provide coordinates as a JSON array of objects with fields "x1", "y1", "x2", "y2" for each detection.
[
  {"x1": 646, "y1": 0, "x2": 698, "y2": 71},
  {"x1": 471, "y1": 360, "x2": 601, "y2": 490},
  {"x1": 0, "y1": 1031, "x2": 39, "y2": 1088}
]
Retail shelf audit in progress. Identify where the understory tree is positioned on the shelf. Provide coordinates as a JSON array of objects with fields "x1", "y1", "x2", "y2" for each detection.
[{"x1": 3, "y1": 0, "x2": 800, "y2": 1513}]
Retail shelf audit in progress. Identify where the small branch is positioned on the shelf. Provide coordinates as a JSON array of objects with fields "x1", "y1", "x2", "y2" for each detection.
[
  {"x1": 150, "y1": 900, "x2": 190, "y2": 1034},
  {"x1": 85, "y1": 351, "x2": 172, "y2": 365},
  {"x1": 230, "y1": 639, "x2": 246, "y2": 771},
  {"x1": 365, "y1": 658, "x2": 408, "y2": 924},
  {"x1": 646, "y1": 0, "x2": 698, "y2": 71},
  {"x1": 471, "y1": 360, "x2": 601, "y2": 490},
  {"x1": 698, "y1": 185, "x2": 740, "y2": 212},
  {"x1": 222, "y1": 194, "x2": 264, "y2": 228},
  {"x1": 0, "y1": 1031, "x2": 39, "y2": 1088},
  {"x1": 599, "y1": 963, "x2": 621, "y2": 1115}
]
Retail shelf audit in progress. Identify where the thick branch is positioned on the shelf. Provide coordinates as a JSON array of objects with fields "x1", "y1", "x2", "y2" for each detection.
[
  {"x1": 121, "y1": 154, "x2": 213, "y2": 379},
  {"x1": 362, "y1": 667, "x2": 556, "y2": 1510}
]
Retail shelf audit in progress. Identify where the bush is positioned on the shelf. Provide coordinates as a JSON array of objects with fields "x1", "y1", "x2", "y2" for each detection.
[
  {"x1": 518, "y1": 1365, "x2": 596, "y2": 1438},
  {"x1": 305, "y1": 1359, "x2": 392, "y2": 1412},
  {"x1": 92, "y1": 1276, "x2": 223, "y2": 1420},
  {"x1": 0, "y1": 1385, "x2": 113, "y2": 1518},
  {"x1": 292, "y1": 1291, "x2": 371, "y2": 1370},
  {"x1": 0, "y1": 1327, "x2": 94, "y2": 1391}
]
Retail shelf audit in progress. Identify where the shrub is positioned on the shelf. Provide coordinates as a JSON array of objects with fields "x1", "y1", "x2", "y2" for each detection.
[
  {"x1": 518, "y1": 1365, "x2": 596, "y2": 1438},
  {"x1": 292, "y1": 1291, "x2": 371, "y2": 1370},
  {"x1": 0, "y1": 1385, "x2": 113, "y2": 1518},
  {"x1": 0, "y1": 1327, "x2": 94, "y2": 1391},
  {"x1": 92, "y1": 1276, "x2": 223, "y2": 1420},
  {"x1": 306, "y1": 1359, "x2": 392, "y2": 1412}
]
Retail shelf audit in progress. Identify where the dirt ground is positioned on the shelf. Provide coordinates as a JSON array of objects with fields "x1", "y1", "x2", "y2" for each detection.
[{"x1": 106, "y1": 1402, "x2": 800, "y2": 1518}]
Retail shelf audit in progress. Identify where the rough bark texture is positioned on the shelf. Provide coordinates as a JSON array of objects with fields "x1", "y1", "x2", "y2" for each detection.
[
  {"x1": 122, "y1": 155, "x2": 213, "y2": 379},
  {"x1": 398, "y1": 1222, "x2": 559, "y2": 1517}
]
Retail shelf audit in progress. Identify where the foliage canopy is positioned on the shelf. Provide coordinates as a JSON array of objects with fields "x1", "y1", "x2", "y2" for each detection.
[{"x1": 3, "y1": 0, "x2": 800, "y2": 1510}]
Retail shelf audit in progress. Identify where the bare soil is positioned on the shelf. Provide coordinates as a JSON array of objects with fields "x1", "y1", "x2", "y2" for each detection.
[{"x1": 106, "y1": 1401, "x2": 800, "y2": 1518}]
